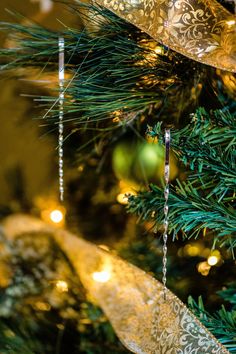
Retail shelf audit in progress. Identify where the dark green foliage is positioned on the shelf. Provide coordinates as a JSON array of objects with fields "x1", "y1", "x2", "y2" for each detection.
[
  {"x1": 0, "y1": 1, "x2": 235, "y2": 352},
  {"x1": 0, "y1": 320, "x2": 46, "y2": 354},
  {"x1": 0, "y1": 1, "x2": 203, "y2": 136},
  {"x1": 128, "y1": 106, "x2": 236, "y2": 250},
  {"x1": 218, "y1": 283, "x2": 236, "y2": 309},
  {"x1": 148, "y1": 107, "x2": 236, "y2": 199},
  {"x1": 188, "y1": 296, "x2": 236, "y2": 352}
]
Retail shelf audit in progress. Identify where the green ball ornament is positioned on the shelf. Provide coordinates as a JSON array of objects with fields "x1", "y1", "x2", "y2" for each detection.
[{"x1": 112, "y1": 140, "x2": 168, "y2": 185}]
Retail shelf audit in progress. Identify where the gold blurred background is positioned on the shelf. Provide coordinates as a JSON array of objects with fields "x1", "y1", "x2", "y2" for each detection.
[{"x1": 0, "y1": 0, "x2": 77, "y2": 208}]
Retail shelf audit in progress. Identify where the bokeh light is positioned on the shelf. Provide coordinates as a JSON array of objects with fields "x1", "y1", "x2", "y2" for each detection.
[
  {"x1": 50, "y1": 209, "x2": 64, "y2": 224},
  {"x1": 56, "y1": 280, "x2": 69, "y2": 293},
  {"x1": 92, "y1": 271, "x2": 111, "y2": 283}
]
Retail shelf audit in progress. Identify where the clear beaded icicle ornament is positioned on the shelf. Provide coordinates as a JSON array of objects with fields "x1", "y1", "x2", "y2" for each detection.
[
  {"x1": 58, "y1": 37, "x2": 65, "y2": 202},
  {"x1": 162, "y1": 128, "x2": 170, "y2": 300},
  {"x1": 152, "y1": 128, "x2": 170, "y2": 300}
]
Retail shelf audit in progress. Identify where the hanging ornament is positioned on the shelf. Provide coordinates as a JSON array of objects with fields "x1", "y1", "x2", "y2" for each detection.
[
  {"x1": 58, "y1": 37, "x2": 65, "y2": 202},
  {"x1": 160, "y1": 129, "x2": 170, "y2": 299},
  {"x1": 112, "y1": 140, "x2": 178, "y2": 187},
  {"x1": 3, "y1": 214, "x2": 230, "y2": 354},
  {"x1": 94, "y1": 0, "x2": 236, "y2": 73}
]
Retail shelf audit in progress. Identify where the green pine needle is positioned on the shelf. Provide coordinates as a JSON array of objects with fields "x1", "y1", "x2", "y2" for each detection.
[
  {"x1": 128, "y1": 106, "x2": 236, "y2": 251},
  {"x1": 188, "y1": 296, "x2": 236, "y2": 352},
  {"x1": 0, "y1": 1, "x2": 204, "y2": 133}
]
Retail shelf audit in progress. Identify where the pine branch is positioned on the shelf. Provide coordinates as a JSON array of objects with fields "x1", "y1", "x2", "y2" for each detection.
[
  {"x1": 218, "y1": 283, "x2": 236, "y2": 309},
  {"x1": 0, "y1": 1, "x2": 204, "y2": 132},
  {"x1": 188, "y1": 297, "x2": 236, "y2": 353},
  {"x1": 148, "y1": 107, "x2": 236, "y2": 199},
  {"x1": 128, "y1": 183, "x2": 236, "y2": 245},
  {"x1": 0, "y1": 321, "x2": 43, "y2": 354},
  {"x1": 128, "y1": 106, "x2": 236, "y2": 250}
]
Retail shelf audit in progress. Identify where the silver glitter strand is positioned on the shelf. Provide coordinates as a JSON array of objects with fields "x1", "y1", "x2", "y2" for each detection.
[
  {"x1": 58, "y1": 37, "x2": 65, "y2": 201},
  {"x1": 163, "y1": 129, "x2": 170, "y2": 300}
]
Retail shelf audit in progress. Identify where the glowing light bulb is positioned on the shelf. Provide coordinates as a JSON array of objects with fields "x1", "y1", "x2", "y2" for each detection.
[
  {"x1": 56, "y1": 280, "x2": 68, "y2": 292},
  {"x1": 117, "y1": 181, "x2": 136, "y2": 205},
  {"x1": 35, "y1": 301, "x2": 51, "y2": 311},
  {"x1": 117, "y1": 193, "x2": 129, "y2": 205},
  {"x1": 207, "y1": 255, "x2": 218, "y2": 266},
  {"x1": 154, "y1": 46, "x2": 164, "y2": 55},
  {"x1": 226, "y1": 19, "x2": 235, "y2": 27},
  {"x1": 197, "y1": 261, "x2": 211, "y2": 276},
  {"x1": 184, "y1": 244, "x2": 200, "y2": 257},
  {"x1": 50, "y1": 209, "x2": 63, "y2": 223},
  {"x1": 92, "y1": 271, "x2": 111, "y2": 283},
  {"x1": 207, "y1": 250, "x2": 221, "y2": 266}
]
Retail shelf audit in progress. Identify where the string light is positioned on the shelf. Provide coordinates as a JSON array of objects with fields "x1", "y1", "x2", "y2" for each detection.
[
  {"x1": 38, "y1": 197, "x2": 66, "y2": 226},
  {"x1": 57, "y1": 324, "x2": 65, "y2": 330},
  {"x1": 197, "y1": 261, "x2": 211, "y2": 276},
  {"x1": 35, "y1": 301, "x2": 51, "y2": 311},
  {"x1": 184, "y1": 244, "x2": 202, "y2": 257},
  {"x1": 117, "y1": 193, "x2": 130, "y2": 205},
  {"x1": 207, "y1": 250, "x2": 221, "y2": 266},
  {"x1": 50, "y1": 209, "x2": 64, "y2": 224},
  {"x1": 226, "y1": 19, "x2": 235, "y2": 26},
  {"x1": 154, "y1": 46, "x2": 164, "y2": 55},
  {"x1": 92, "y1": 271, "x2": 111, "y2": 283},
  {"x1": 207, "y1": 256, "x2": 218, "y2": 266},
  {"x1": 117, "y1": 181, "x2": 136, "y2": 205},
  {"x1": 56, "y1": 280, "x2": 69, "y2": 293}
]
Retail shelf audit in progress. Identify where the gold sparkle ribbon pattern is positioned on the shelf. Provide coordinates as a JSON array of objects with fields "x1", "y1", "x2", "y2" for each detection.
[
  {"x1": 3, "y1": 215, "x2": 230, "y2": 354},
  {"x1": 94, "y1": 0, "x2": 236, "y2": 72}
]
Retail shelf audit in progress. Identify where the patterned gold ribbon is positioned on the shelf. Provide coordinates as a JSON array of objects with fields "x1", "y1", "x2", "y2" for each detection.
[
  {"x1": 94, "y1": 0, "x2": 236, "y2": 73},
  {"x1": 3, "y1": 215, "x2": 230, "y2": 354}
]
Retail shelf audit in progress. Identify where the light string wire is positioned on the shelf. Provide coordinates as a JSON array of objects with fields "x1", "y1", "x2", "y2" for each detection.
[
  {"x1": 58, "y1": 37, "x2": 65, "y2": 202},
  {"x1": 163, "y1": 129, "x2": 170, "y2": 300}
]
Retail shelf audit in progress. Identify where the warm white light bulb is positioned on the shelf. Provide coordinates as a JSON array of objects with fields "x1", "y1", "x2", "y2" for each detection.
[
  {"x1": 56, "y1": 280, "x2": 68, "y2": 293},
  {"x1": 154, "y1": 46, "x2": 164, "y2": 55},
  {"x1": 92, "y1": 271, "x2": 111, "y2": 283},
  {"x1": 50, "y1": 209, "x2": 63, "y2": 223},
  {"x1": 117, "y1": 193, "x2": 129, "y2": 205},
  {"x1": 226, "y1": 19, "x2": 236, "y2": 27},
  {"x1": 207, "y1": 255, "x2": 218, "y2": 266}
]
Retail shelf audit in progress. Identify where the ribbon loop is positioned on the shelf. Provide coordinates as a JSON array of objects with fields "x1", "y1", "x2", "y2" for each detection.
[{"x1": 96, "y1": 0, "x2": 236, "y2": 72}]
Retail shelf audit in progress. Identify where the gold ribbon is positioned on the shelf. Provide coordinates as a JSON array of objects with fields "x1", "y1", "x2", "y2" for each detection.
[
  {"x1": 3, "y1": 215, "x2": 230, "y2": 354},
  {"x1": 94, "y1": 0, "x2": 236, "y2": 73}
]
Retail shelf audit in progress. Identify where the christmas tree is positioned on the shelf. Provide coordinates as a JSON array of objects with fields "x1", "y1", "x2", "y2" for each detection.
[{"x1": 0, "y1": 0, "x2": 235, "y2": 353}]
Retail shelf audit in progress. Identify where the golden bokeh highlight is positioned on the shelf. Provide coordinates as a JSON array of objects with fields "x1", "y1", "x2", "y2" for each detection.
[
  {"x1": 50, "y1": 209, "x2": 63, "y2": 224},
  {"x1": 37, "y1": 197, "x2": 66, "y2": 227},
  {"x1": 207, "y1": 250, "x2": 221, "y2": 266},
  {"x1": 226, "y1": 19, "x2": 235, "y2": 26},
  {"x1": 207, "y1": 256, "x2": 218, "y2": 266},
  {"x1": 34, "y1": 301, "x2": 51, "y2": 311},
  {"x1": 117, "y1": 180, "x2": 137, "y2": 205},
  {"x1": 197, "y1": 261, "x2": 211, "y2": 276},
  {"x1": 92, "y1": 270, "x2": 111, "y2": 283},
  {"x1": 56, "y1": 280, "x2": 69, "y2": 293}
]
